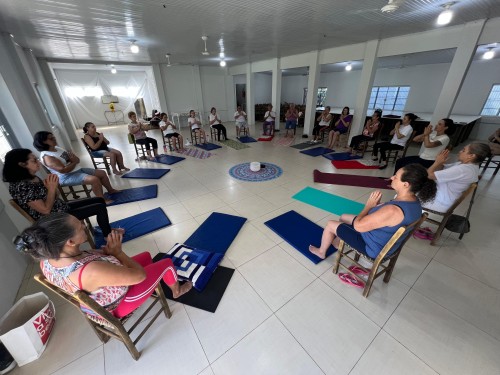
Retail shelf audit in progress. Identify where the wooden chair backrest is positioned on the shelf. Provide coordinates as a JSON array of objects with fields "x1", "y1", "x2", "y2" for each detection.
[
  {"x1": 9, "y1": 199, "x2": 35, "y2": 223},
  {"x1": 80, "y1": 138, "x2": 94, "y2": 155},
  {"x1": 373, "y1": 212, "x2": 428, "y2": 263},
  {"x1": 426, "y1": 182, "x2": 478, "y2": 216}
]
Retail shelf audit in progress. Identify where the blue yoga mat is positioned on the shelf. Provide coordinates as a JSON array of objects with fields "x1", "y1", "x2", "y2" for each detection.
[
  {"x1": 292, "y1": 187, "x2": 364, "y2": 216},
  {"x1": 122, "y1": 168, "x2": 170, "y2": 179},
  {"x1": 196, "y1": 143, "x2": 222, "y2": 151},
  {"x1": 322, "y1": 152, "x2": 361, "y2": 161},
  {"x1": 152, "y1": 154, "x2": 185, "y2": 165},
  {"x1": 184, "y1": 212, "x2": 247, "y2": 254},
  {"x1": 265, "y1": 210, "x2": 336, "y2": 264},
  {"x1": 105, "y1": 185, "x2": 158, "y2": 206},
  {"x1": 94, "y1": 207, "x2": 171, "y2": 248},
  {"x1": 239, "y1": 136, "x2": 257, "y2": 143},
  {"x1": 300, "y1": 147, "x2": 334, "y2": 157}
]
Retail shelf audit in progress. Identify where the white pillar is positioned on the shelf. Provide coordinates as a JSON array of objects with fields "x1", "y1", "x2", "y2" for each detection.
[
  {"x1": 303, "y1": 51, "x2": 320, "y2": 137},
  {"x1": 431, "y1": 20, "x2": 486, "y2": 124},
  {"x1": 351, "y1": 40, "x2": 380, "y2": 141},
  {"x1": 271, "y1": 58, "x2": 282, "y2": 131},
  {"x1": 191, "y1": 65, "x2": 205, "y2": 122},
  {"x1": 246, "y1": 64, "x2": 254, "y2": 125},
  {"x1": 152, "y1": 64, "x2": 168, "y2": 114}
]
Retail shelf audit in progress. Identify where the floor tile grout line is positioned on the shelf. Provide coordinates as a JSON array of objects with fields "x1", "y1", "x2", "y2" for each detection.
[{"x1": 182, "y1": 303, "x2": 212, "y2": 369}]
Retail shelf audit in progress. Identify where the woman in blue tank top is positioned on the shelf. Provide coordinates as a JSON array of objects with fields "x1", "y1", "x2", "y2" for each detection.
[{"x1": 310, "y1": 164, "x2": 437, "y2": 259}]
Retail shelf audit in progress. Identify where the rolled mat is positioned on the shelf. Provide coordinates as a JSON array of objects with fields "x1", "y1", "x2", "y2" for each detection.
[
  {"x1": 331, "y1": 160, "x2": 380, "y2": 169},
  {"x1": 313, "y1": 170, "x2": 393, "y2": 190},
  {"x1": 264, "y1": 210, "x2": 336, "y2": 264},
  {"x1": 292, "y1": 186, "x2": 364, "y2": 216},
  {"x1": 94, "y1": 207, "x2": 171, "y2": 248}
]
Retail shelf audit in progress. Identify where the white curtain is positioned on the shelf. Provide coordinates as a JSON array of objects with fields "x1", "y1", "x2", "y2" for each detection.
[{"x1": 53, "y1": 67, "x2": 160, "y2": 128}]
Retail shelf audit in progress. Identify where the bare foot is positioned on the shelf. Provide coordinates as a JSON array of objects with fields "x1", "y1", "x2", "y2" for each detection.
[
  {"x1": 309, "y1": 245, "x2": 326, "y2": 259},
  {"x1": 108, "y1": 189, "x2": 121, "y2": 194},
  {"x1": 105, "y1": 199, "x2": 114, "y2": 205},
  {"x1": 121, "y1": 167, "x2": 130, "y2": 172},
  {"x1": 113, "y1": 170, "x2": 124, "y2": 176},
  {"x1": 172, "y1": 281, "x2": 193, "y2": 298}
]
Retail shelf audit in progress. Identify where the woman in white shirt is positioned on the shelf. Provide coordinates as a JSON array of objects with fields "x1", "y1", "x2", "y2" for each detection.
[
  {"x1": 424, "y1": 143, "x2": 490, "y2": 212},
  {"x1": 234, "y1": 106, "x2": 248, "y2": 139},
  {"x1": 373, "y1": 113, "x2": 417, "y2": 170},
  {"x1": 160, "y1": 113, "x2": 184, "y2": 151},
  {"x1": 262, "y1": 104, "x2": 276, "y2": 136},
  {"x1": 394, "y1": 118, "x2": 456, "y2": 174},
  {"x1": 311, "y1": 106, "x2": 333, "y2": 143},
  {"x1": 209, "y1": 107, "x2": 228, "y2": 141},
  {"x1": 188, "y1": 110, "x2": 207, "y2": 144}
]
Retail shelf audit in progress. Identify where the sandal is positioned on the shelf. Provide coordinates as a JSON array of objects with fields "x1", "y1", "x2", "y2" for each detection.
[
  {"x1": 348, "y1": 265, "x2": 370, "y2": 276},
  {"x1": 413, "y1": 227, "x2": 434, "y2": 240},
  {"x1": 338, "y1": 273, "x2": 365, "y2": 288}
]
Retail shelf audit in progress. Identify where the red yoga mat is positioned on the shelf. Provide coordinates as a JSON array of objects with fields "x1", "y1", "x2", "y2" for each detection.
[
  {"x1": 331, "y1": 160, "x2": 380, "y2": 169},
  {"x1": 313, "y1": 170, "x2": 393, "y2": 190},
  {"x1": 258, "y1": 136, "x2": 274, "y2": 141}
]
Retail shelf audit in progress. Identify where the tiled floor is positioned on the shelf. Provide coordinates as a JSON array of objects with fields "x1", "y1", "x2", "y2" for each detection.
[{"x1": 11, "y1": 123, "x2": 500, "y2": 374}]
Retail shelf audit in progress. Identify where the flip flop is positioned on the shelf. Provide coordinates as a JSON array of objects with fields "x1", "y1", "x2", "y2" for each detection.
[
  {"x1": 413, "y1": 227, "x2": 434, "y2": 240},
  {"x1": 348, "y1": 265, "x2": 370, "y2": 276},
  {"x1": 338, "y1": 273, "x2": 365, "y2": 288}
]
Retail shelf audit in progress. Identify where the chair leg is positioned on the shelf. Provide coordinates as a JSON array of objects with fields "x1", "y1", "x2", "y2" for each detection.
[
  {"x1": 155, "y1": 285, "x2": 172, "y2": 319},
  {"x1": 362, "y1": 259, "x2": 380, "y2": 298},
  {"x1": 383, "y1": 255, "x2": 399, "y2": 283},
  {"x1": 430, "y1": 217, "x2": 450, "y2": 246},
  {"x1": 332, "y1": 241, "x2": 345, "y2": 274},
  {"x1": 85, "y1": 319, "x2": 111, "y2": 344},
  {"x1": 115, "y1": 323, "x2": 141, "y2": 360}
]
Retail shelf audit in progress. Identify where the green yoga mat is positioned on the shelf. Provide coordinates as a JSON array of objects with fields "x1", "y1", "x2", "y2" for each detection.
[
  {"x1": 220, "y1": 139, "x2": 250, "y2": 150},
  {"x1": 292, "y1": 187, "x2": 364, "y2": 216}
]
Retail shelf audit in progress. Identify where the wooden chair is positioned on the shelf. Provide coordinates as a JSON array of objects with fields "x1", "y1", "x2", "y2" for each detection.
[
  {"x1": 128, "y1": 133, "x2": 148, "y2": 161},
  {"x1": 384, "y1": 130, "x2": 417, "y2": 165},
  {"x1": 80, "y1": 138, "x2": 111, "y2": 175},
  {"x1": 190, "y1": 128, "x2": 204, "y2": 145},
  {"x1": 319, "y1": 116, "x2": 335, "y2": 143},
  {"x1": 481, "y1": 154, "x2": 500, "y2": 177},
  {"x1": 9, "y1": 199, "x2": 96, "y2": 249},
  {"x1": 34, "y1": 273, "x2": 172, "y2": 361},
  {"x1": 423, "y1": 182, "x2": 478, "y2": 245},
  {"x1": 333, "y1": 213, "x2": 427, "y2": 298}
]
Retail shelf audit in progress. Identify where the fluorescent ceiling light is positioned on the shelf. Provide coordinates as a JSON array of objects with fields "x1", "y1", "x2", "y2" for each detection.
[{"x1": 437, "y1": 3, "x2": 456, "y2": 26}]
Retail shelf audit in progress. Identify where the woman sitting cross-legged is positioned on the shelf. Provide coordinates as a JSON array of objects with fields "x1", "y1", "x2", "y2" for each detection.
[
  {"x1": 160, "y1": 113, "x2": 184, "y2": 152},
  {"x1": 15, "y1": 213, "x2": 192, "y2": 319},
  {"x1": 327, "y1": 106, "x2": 352, "y2": 149},
  {"x1": 128, "y1": 111, "x2": 159, "y2": 161},
  {"x1": 3, "y1": 148, "x2": 117, "y2": 236},
  {"x1": 424, "y1": 143, "x2": 490, "y2": 213},
  {"x1": 309, "y1": 164, "x2": 436, "y2": 260},
  {"x1": 372, "y1": 113, "x2": 417, "y2": 170},
  {"x1": 83, "y1": 122, "x2": 129, "y2": 175},
  {"x1": 33, "y1": 131, "x2": 119, "y2": 204},
  {"x1": 209, "y1": 107, "x2": 228, "y2": 141}
]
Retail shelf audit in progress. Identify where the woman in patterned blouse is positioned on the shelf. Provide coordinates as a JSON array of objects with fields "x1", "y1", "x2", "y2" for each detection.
[{"x1": 3, "y1": 148, "x2": 115, "y2": 237}]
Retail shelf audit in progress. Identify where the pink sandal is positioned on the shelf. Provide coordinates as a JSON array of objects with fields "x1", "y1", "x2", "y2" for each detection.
[
  {"x1": 338, "y1": 273, "x2": 365, "y2": 288},
  {"x1": 413, "y1": 227, "x2": 434, "y2": 240},
  {"x1": 348, "y1": 265, "x2": 370, "y2": 276}
]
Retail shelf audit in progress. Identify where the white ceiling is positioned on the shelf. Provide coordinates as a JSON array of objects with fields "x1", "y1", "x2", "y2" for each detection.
[{"x1": 0, "y1": 0, "x2": 499, "y2": 67}]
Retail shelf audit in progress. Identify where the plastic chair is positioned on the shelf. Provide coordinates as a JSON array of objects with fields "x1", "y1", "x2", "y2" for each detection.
[
  {"x1": 423, "y1": 182, "x2": 478, "y2": 245},
  {"x1": 333, "y1": 213, "x2": 427, "y2": 298},
  {"x1": 80, "y1": 138, "x2": 111, "y2": 175},
  {"x1": 34, "y1": 273, "x2": 172, "y2": 361}
]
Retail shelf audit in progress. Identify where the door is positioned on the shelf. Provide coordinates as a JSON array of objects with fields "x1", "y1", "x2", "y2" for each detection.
[
  {"x1": 0, "y1": 108, "x2": 19, "y2": 162},
  {"x1": 235, "y1": 84, "x2": 246, "y2": 112}
]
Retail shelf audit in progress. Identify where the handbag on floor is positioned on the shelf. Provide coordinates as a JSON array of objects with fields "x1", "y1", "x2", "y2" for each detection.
[{"x1": 445, "y1": 214, "x2": 470, "y2": 233}]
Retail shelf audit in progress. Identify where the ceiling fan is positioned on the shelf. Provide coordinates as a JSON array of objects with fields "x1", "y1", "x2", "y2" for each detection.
[
  {"x1": 201, "y1": 36, "x2": 210, "y2": 56},
  {"x1": 381, "y1": 0, "x2": 406, "y2": 13},
  {"x1": 165, "y1": 53, "x2": 183, "y2": 67}
]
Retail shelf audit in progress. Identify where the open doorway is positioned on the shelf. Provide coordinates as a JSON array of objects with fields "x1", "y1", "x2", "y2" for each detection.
[{"x1": 235, "y1": 84, "x2": 246, "y2": 112}]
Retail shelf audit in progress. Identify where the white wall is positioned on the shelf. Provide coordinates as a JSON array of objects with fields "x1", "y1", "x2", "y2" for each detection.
[
  {"x1": 281, "y1": 75, "x2": 308, "y2": 104},
  {"x1": 319, "y1": 70, "x2": 361, "y2": 108},
  {"x1": 200, "y1": 66, "x2": 234, "y2": 122},
  {"x1": 254, "y1": 73, "x2": 272, "y2": 104}
]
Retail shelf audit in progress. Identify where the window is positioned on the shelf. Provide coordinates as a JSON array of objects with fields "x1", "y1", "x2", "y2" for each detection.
[
  {"x1": 302, "y1": 87, "x2": 328, "y2": 107},
  {"x1": 481, "y1": 85, "x2": 500, "y2": 116},
  {"x1": 369, "y1": 86, "x2": 410, "y2": 112}
]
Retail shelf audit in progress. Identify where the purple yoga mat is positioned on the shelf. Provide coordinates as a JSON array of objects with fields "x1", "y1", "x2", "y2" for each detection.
[{"x1": 313, "y1": 170, "x2": 393, "y2": 190}]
